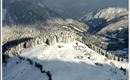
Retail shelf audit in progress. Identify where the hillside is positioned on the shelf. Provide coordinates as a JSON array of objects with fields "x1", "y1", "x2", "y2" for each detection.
[
  {"x1": 2, "y1": 22, "x2": 128, "y2": 80},
  {"x1": 2, "y1": 1, "x2": 128, "y2": 79},
  {"x1": 3, "y1": 41, "x2": 128, "y2": 80}
]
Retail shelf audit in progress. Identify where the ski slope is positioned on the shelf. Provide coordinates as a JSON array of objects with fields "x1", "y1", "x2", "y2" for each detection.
[
  {"x1": 3, "y1": 41, "x2": 128, "y2": 80},
  {"x1": 3, "y1": 57, "x2": 48, "y2": 80}
]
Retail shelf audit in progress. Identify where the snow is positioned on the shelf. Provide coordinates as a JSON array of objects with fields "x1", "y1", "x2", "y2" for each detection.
[
  {"x1": 62, "y1": 26, "x2": 68, "y2": 29},
  {"x1": 118, "y1": 38, "x2": 125, "y2": 43},
  {"x1": 3, "y1": 57, "x2": 48, "y2": 80},
  {"x1": 21, "y1": 41, "x2": 105, "y2": 62},
  {"x1": 66, "y1": 19, "x2": 73, "y2": 23},
  {"x1": 3, "y1": 41, "x2": 128, "y2": 80},
  {"x1": 119, "y1": 27, "x2": 123, "y2": 30},
  {"x1": 111, "y1": 33, "x2": 117, "y2": 38},
  {"x1": 37, "y1": 2, "x2": 45, "y2": 8}
]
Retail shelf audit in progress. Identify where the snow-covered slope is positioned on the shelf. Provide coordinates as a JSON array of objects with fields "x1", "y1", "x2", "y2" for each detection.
[
  {"x1": 93, "y1": 7, "x2": 128, "y2": 21},
  {"x1": 80, "y1": 7, "x2": 128, "y2": 33},
  {"x1": 3, "y1": 41, "x2": 128, "y2": 80},
  {"x1": 3, "y1": 57, "x2": 48, "y2": 80}
]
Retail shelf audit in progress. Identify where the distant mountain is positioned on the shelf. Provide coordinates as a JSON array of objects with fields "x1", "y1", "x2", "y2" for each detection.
[
  {"x1": 80, "y1": 7, "x2": 128, "y2": 56},
  {"x1": 42, "y1": 0, "x2": 128, "y2": 19},
  {"x1": 2, "y1": 0, "x2": 61, "y2": 25},
  {"x1": 81, "y1": 7, "x2": 128, "y2": 33}
]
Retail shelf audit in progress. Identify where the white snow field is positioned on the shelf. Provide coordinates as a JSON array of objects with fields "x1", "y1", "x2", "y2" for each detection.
[{"x1": 3, "y1": 41, "x2": 128, "y2": 80}]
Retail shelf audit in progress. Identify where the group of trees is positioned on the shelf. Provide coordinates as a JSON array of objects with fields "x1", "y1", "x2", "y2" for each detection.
[{"x1": 87, "y1": 44, "x2": 128, "y2": 62}]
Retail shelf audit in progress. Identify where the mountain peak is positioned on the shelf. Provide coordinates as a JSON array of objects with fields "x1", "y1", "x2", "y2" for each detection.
[{"x1": 94, "y1": 7, "x2": 128, "y2": 21}]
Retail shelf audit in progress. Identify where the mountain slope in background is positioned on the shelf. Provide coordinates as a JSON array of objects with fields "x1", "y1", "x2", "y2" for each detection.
[
  {"x1": 41, "y1": 0, "x2": 128, "y2": 19},
  {"x1": 80, "y1": 7, "x2": 128, "y2": 57},
  {"x1": 2, "y1": 0, "x2": 60, "y2": 25},
  {"x1": 81, "y1": 7, "x2": 128, "y2": 33}
]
